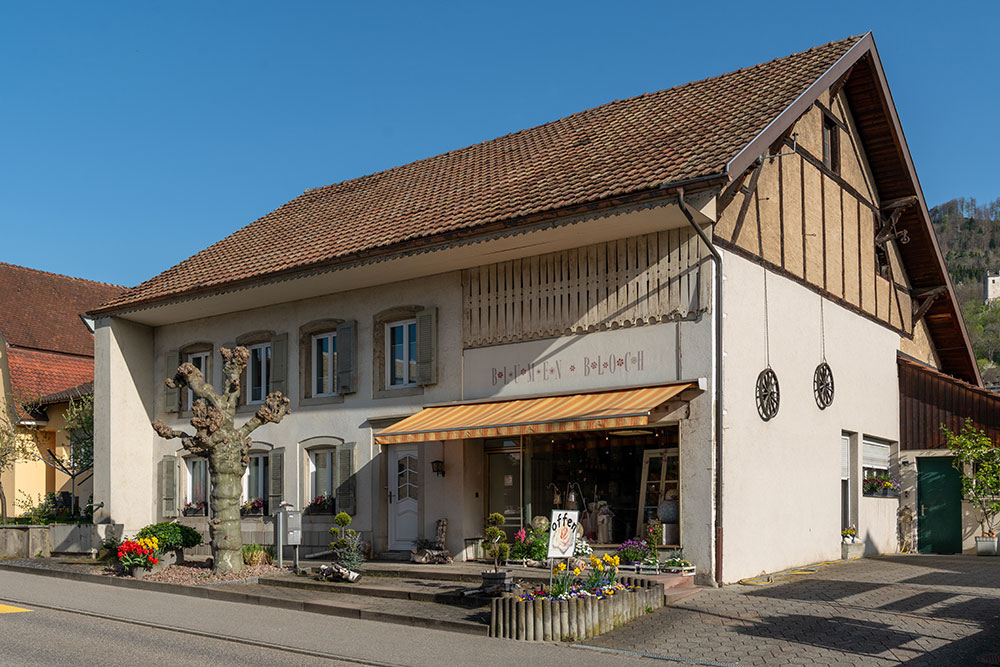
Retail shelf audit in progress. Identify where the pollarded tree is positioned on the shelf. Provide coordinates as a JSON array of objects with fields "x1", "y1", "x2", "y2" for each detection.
[{"x1": 151, "y1": 347, "x2": 290, "y2": 573}]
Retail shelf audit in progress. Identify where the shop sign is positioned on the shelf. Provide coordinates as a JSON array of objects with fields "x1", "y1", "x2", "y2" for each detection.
[{"x1": 547, "y1": 510, "x2": 579, "y2": 558}]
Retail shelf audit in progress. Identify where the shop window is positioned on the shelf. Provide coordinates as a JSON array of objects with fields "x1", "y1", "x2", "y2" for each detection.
[
  {"x1": 485, "y1": 426, "x2": 680, "y2": 546},
  {"x1": 242, "y1": 452, "x2": 269, "y2": 515}
]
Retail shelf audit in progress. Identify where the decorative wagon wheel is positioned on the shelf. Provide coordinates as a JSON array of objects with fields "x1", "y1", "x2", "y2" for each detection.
[
  {"x1": 813, "y1": 362, "x2": 835, "y2": 410},
  {"x1": 755, "y1": 368, "x2": 780, "y2": 421}
]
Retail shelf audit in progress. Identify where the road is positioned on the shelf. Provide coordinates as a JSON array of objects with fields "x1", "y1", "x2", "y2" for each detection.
[{"x1": 0, "y1": 569, "x2": 655, "y2": 667}]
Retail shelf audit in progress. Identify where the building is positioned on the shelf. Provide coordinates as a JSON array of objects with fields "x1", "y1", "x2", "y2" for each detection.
[
  {"x1": 0, "y1": 263, "x2": 124, "y2": 517},
  {"x1": 90, "y1": 33, "x2": 982, "y2": 585},
  {"x1": 984, "y1": 271, "x2": 1000, "y2": 304}
]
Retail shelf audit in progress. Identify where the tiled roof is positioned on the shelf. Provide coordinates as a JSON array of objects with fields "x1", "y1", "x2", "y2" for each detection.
[
  {"x1": 36, "y1": 380, "x2": 94, "y2": 406},
  {"x1": 7, "y1": 348, "x2": 94, "y2": 409},
  {"x1": 95, "y1": 36, "x2": 862, "y2": 314},
  {"x1": 0, "y1": 263, "x2": 125, "y2": 356}
]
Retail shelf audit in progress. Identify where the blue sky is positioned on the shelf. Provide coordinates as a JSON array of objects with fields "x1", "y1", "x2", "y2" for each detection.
[{"x1": 2, "y1": 2, "x2": 997, "y2": 287}]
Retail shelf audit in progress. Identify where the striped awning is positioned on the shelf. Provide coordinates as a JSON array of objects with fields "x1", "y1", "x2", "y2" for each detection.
[{"x1": 374, "y1": 382, "x2": 697, "y2": 445}]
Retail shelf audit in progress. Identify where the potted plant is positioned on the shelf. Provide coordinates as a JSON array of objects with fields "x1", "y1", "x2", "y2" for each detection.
[
  {"x1": 943, "y1": 420, "x2": 1000, "y2": 556},
  {"x1": 117, "y1": 536, "x2": 161, "y2": 578},
  {"x1": 183, "y1": 501, "x2": 206, "y2": 517},
  {"x1": 240, "y1": 497, "x2": 264, "y2": 516},
  {"x1": 841, "y1": 526, "x2": 857, "y2": 543},
  {"x1": 305, "y1": 494, "x2": 333, "y2": 515},
  {"x1": 136, "y1": 521, "x2": 203, "y2": 565},
  {"x1": 480, "y1": 512, "x2": 512, "y2": 592}
]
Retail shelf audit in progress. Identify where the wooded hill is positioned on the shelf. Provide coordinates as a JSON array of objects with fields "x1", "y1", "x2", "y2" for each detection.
[{"x1": 931, "y1": 198, "x2": 1000, "y2": 380}]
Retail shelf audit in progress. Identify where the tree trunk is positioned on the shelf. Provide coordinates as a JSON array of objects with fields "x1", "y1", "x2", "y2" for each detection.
[
  {"x1": 209, "y1": 447, "x2": 246, "y2": 574},
  {"x1": 0, "y1": 481, "x2": 7, "y2": 524}
]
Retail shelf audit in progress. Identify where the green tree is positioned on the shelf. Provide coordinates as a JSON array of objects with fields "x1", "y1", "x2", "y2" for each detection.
[
  {"x1": 942, "y1": 419, "x2": 1000, "y2": 537},
  {"x1": 151, "y1": 347, "x2": 291, "y2": 574}
]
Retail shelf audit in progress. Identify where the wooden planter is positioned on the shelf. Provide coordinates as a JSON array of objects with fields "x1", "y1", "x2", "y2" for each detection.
[{"x1": 489, "y1": 575, "x2": 665, "y2": 641}]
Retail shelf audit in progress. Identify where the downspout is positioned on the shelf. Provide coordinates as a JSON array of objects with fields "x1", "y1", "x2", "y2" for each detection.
[{"x1": 676, "y1": 188, "x2": 725, "y2": 587}]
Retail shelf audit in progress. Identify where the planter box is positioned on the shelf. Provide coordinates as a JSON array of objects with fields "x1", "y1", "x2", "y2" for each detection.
[
  {"x1": 842, "y1": 541, "x2": 865, "y2": 560},
  {"x1": 975, "y1": 536, "x2": 998, "y2": 556},
  {"x1": 489, "y1": 576, "x2": 665, "y2": 641}
]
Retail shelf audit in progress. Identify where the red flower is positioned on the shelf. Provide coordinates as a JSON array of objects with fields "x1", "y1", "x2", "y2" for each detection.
[{"x1": 151, "y1": 558, "x2": 159, "y2": 565}]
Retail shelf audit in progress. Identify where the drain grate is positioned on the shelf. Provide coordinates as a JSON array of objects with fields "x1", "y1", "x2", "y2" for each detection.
[{"x1": 979, "y1": 654, "x2": 1000, "y2": 665}]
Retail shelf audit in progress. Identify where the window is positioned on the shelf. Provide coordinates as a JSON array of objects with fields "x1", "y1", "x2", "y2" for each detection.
[
  {"x1": 187, "y1": 458, "x2": 208, "y2": 515},
  {"x1": 310, "y1": 449, "x2": 336, "y2": 508},
  {"x1": 822, "y1": 115, "x2": 840, "y2": 174},
  {"x1": 862, "y1": 439, "x2": 890, "y2": 478},
  {"x1": 248, "y1": 343, "x2": 271, "y2": 404},
  {"x1": 386, "y1": 319, "x2": 417, "y2": 388},
  {"x1": 841, "y1": 434, "x2": 851, "y2": 530},
  {"x1": 187, "y1": 350, "x2": 210, "y2": 409},
  {"x1": 312, "y1": 332, "x2": 337, "y2": 397},
  {"x1": 242, "y1": 452, "x2": 269, "y2": 514}
]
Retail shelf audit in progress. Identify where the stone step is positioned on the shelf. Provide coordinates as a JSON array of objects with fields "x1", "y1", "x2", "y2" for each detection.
[
  {"x1": 663, "y1": 585, "x2": 701, "y2": 606},
  {"x1": 261, "y1": 572, "x2": 491, "y2": 607},
  {"x1": 377, "y1": 551, "x2": 411, "y2": 561}
]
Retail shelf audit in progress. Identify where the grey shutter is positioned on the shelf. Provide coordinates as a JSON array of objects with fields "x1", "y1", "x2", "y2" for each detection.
[
  {"x1": 268, "y1": 447, "x2": 284, "y2": 514},
  {"x1": 163, "y1": 350, "x2": 180, "y2": 413},
  {"x1": 841, "y1": 435, "x2": 850, "y2": 480},
  {"x1": 415, "y1": 307, "x2": 437, "y2": 386},
  {"x1": 336, "y1": 443, "x2": 356, "y2": 515},
  {"x1": 270, "y1": 333, "x2": 288, "y2": 396},
  {"x1": 862, "y1": 440, "x2": 890, "y2": 470},
  {"x1": 335, "y1": 320, "x2": 357, "y2": 394},
  {"x1": 160, "y1": 455, "x2": 178, "y2": 518}
]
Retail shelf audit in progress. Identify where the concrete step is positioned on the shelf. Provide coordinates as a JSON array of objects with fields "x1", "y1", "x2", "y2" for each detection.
[
  {"x1": 663, "y1": 585, "x2": 701, "y2": 606},
  {"x1": 377, "y1": 551, "x2": 411, "y2": 561},
  {"x1": 261, "y1": 572, "x2": 491, "y2": 607}
]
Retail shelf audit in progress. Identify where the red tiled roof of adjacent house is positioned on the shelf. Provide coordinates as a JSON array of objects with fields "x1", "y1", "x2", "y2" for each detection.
[
  {"x1": 36, "y1": 380, "x2": 94, "y2": 406},
  {"x1": 95, "y1": 36, "x2": 863, "y2": 314},
  {"x1": 7, "y1": 348, "x2": 94, "y2": 406},
  {"x1": 0, "y1": 263, "x2": 125, "y2": 357}
]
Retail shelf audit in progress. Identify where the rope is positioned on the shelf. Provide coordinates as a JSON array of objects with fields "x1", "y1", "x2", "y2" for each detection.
[
  {"x1": 763, "y1": 267, "x2": 770, "y2": 368},
  {"x1": 819, "y1": 296, "x2": 826, "y2": 362}
]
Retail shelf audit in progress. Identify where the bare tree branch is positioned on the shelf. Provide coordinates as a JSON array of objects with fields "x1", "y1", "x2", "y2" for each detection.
[{"x1": 238, "y1": 392, "x2": 292, "y2": 441}]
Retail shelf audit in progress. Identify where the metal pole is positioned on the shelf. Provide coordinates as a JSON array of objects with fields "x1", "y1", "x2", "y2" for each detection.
[
  {"x1": 293, "y1": 544, "x2": 299, "y2": 572},
  {"x1": 276, "y1": 512, "x2": 285, "y2": 569}
]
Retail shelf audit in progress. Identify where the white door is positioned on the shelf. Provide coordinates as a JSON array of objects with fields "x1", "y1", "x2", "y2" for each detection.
[{"x1": 388, "y1": 445, "x2": 419, "y2": 550}]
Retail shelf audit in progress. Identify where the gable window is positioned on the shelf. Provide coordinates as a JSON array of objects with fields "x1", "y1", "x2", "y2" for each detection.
[
  {"x1": 248, "y1": 343, "x2": 271, "y2": 404},
  {"x1": 386, "y1": 319, "x2": 417, "y2": 388},
  {"x1": 822, "y1": 115, "x2": 839, "y2": 174},
  {"x1": 312, "y1": 332, "x2": 337, "y2": 397},
  {"x1": 186, "y1": 350, "x2": 210, "y2": 410},
  {"x1": 242, "y1": 452, "x2": 269, "y2": 514}
]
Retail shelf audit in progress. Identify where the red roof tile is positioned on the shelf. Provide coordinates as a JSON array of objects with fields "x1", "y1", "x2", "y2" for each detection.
[
  {"x1": 7, "y1": 348, "x2": 94, "y2": 406},
  {"x1": 0, "y1": 263, "x2": 125, "y2": 356},
  {"x1": 96, "y1": 36, "x2": 862, "y2": 314}
]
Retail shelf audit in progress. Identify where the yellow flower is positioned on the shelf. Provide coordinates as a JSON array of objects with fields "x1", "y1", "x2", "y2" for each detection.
[
  {"x1": 603, "y1": 553, "x2": 612, "y2": 563},
  {"x1": 558, "y1": 562, "x2": 567, "y2": 571},
  {"x1": 573, "y1": 568, "x2": 581, "y2": 576},
  {"x1": 613, "y1": 556, "x2": 620, "y2": 566},
  {"x1": 596, "y1": 563, "x2": 604, "y2": 571}
]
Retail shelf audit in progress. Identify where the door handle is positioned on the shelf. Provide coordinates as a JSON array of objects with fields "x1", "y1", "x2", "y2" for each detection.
[
  {"x1": 920, "y1": 504, "x2": 926, "y2": 517},
  {"x1": 388, "y1": 491, "x2": 394, "y2": 505}
]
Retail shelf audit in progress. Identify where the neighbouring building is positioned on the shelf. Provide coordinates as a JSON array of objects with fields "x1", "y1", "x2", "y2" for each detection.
[
  {"x1": 90, "y1": 33, "x2": 987, "y2": 584},
  {"x1": 0, "y1": 263, "x2": 124, "y2": 516},
  {"x1": 984, "y1": 271, "x2": 1000, "y2": 304}
]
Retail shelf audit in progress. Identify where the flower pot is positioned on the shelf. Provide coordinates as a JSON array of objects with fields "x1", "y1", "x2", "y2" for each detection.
[
  {"x1": 129, "y1": 566, "x2": 152, "y2": 579},
  {"x1": 975, "y1": 536, "x2": 998, "y2": 556},
  {"x1": 481, "y1": 569, "x2": 513, "y2": 594},
  {"x1": 842, "y1": 541, "x2": 865, "y2": 560}
]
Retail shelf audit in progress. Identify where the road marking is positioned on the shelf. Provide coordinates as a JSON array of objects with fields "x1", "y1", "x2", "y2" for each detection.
[{"x1": 0, "y1": 604, "x2": 32, "y2": 614}]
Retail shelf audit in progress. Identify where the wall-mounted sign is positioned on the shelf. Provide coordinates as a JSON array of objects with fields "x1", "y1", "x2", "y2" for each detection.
[{"x1": 547, "y1": 510, "x2": 579, "y2": 559}]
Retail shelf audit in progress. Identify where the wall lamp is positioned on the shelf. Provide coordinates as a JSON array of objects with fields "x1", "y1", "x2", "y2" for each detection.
[{"x1": 431, "y1": 460, "x2": 446, "y2": 477}]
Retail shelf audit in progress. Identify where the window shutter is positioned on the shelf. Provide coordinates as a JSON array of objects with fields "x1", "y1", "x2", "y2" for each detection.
[
  {"x1": 862, "y1": 440, "x2": 890, "y2": 470},
  {"x1": 415, "y1": 307, "x2": 437, "y2": 386},
  {"x1": 335, "y1": 320, "x2": 357, "y2": 394},
  {"x1": 160, "y1": 455, "x2": 178, "y2": 518},
  {"x1": 841, "y1": 435, "x2": 850, "y2": 480},
  {"x1": 268, "y1": 447, "x2": 284, "y2": 514},
  {"x1": 336, "y1": 443, "x2": 356, "y2": 515},
  {"x1": 163, "y1": 350, "x2": 180, "y2": 413},
  {"x1": 270, "y1": 333, "x2": 288, "y2": 396}
]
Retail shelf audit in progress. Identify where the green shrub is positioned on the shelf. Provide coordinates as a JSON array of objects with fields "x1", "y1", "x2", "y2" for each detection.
[
  {"x1": 242, "y1": 543, "x2": 275, "y2": 566},
  {"x1": 481, "y1": 512, "x2": 509, "y2": 572},
  {"x1": 328, "y1": 513, "x2": 364, "y2": 570},
  {"x1": 136, "y1": 522, "x2": 203, "y2": 550}
]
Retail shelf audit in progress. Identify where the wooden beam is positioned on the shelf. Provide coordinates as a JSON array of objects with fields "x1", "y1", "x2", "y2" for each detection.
[
  {"x1": 880, "y1": 195, "x2": 918, "y2": 211},
  {"x1": 829, "y1": 65, "x2": 855, "y2": 100},
  {"x1": 913, "y1": 291, "x2": 945, "y2": 323},
  {"x1": 718, "y1": 161, "x2": 759, "y2": 213},
  {"x1": 730, "y1": 161, "x2": 763, "y2": 244},
  {"x1": 912, "y1": 286, "x2": 947, "y2": 299},
  {"x1": 875, "y1": 206, "x2": 908, "y2": 245}
]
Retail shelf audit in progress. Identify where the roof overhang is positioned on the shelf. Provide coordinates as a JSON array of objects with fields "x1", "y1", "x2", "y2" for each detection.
[{"x1": 95, "y1": 189, "x2": 719, "y2": 327}]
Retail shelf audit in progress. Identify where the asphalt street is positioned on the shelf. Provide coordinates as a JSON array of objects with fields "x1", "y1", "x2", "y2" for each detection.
[{"x1": 0, "y1": 569, "x2": 656, "y2": 667}]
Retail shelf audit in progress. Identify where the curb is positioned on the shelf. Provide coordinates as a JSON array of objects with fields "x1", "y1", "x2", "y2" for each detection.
[{"x1": 0, "y1": 562, "x2": 486, "y2": 636}]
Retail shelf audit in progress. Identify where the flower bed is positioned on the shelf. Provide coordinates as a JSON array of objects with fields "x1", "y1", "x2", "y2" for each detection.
[{"x1": 489, "y1": 575, "x2": 664, "y2": 640}]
